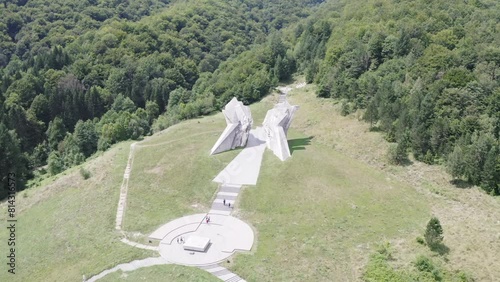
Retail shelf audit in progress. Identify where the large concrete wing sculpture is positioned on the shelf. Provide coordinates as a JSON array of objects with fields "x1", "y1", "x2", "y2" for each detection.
[
  {"x1": 262, "y1": 98, "x2": 299, "y2": 161},
  {"x1": 210, "y1": 97, "x2": 253, "y2": 155}
]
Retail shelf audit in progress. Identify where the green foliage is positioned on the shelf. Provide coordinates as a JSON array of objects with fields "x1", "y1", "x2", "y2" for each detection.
[
  {"x1": 364, "y1": 243, "x2": 471, "y2": 282},
  {"x1": 30, "y1": 141, "x2": 49, "y2": 168},
  {"x1": 414, "y1": 255, "x2": 442, "y2": 281},
  {"x1": 79, "y1": 167, "x2": 91, "y2": 180},
  {"x1": 363, "y1": 253, "x2": 410, "y2": 282},
  {"x1": 47, "y1": 151, "x2": 64, "y2": 175},
  {"x1": 0, "y1": 122, "x2": 29, "y2": 197},
  {"x1": 289, "y1": 0, "x2": 500, "y2": 193},
  {"x1": 46, "y1": 116, "x2": 66, "y2": 151},
  {"x1": 416, "y1": 236, "x2": 425, "y2": 245},
  {"x1": 74, "y1": 119, "x2": 98, "y2": 158},
  {"x1": 111, "y1": 94, "x2": 136, "y2": 113},
  {"x1": 425, "y1": 217, "x2": 444, "y2": 251},
  {"x1": 387, "y1": 142, "x2": 408, "y2": 165},
  {"x1": 0, "y1": 0, "x2": 323, "y2": 192}
]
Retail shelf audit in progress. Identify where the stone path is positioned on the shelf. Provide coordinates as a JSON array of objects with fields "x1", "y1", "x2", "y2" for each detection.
[
  {"x1": 120, "y1": 238, "x2": 158, "y2": 251},
  {"x1": 156, "y1": 213, "x2": 254, "y2": 266},
  {"x1": 209, "y1": 184, "x2": 242, "y2": 215},
  {"x1": 199, "y1": 264, "x2": 246, "y2": 282},
  {"x1": 115, "y1": 142, "x2": 136, "y2": 230},
  {"x1": 86, "y1": 257, "x2": 169, "y2": 282},
  {"x1": 88, "y1": 92, "x2": 293, "y2": 280},
  {"x1": 213, "y1": 127, "x2": 267, "y2": 185}
]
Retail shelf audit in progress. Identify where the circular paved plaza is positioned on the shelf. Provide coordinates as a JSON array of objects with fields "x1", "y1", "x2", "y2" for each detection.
[{"x1": 152, "y1": 213, "x2": 254, "y2": 266}]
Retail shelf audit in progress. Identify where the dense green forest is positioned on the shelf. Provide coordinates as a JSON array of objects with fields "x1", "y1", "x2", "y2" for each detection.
[
  {"x1": 200, "y1": 0, "x2": 500, "y2": 195},
  {"x1": 0, "y1": 0, "x2": 323, "y2": 197},
  {"x1": 1, "y1": 0, "x2": 499, "y2": 198},
  {"x1": 299, "y1": 0, "x2": 500, "y2": 195}
]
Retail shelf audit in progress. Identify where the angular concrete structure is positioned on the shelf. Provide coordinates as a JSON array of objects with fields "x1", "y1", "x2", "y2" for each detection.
[
  {"x1": 262, "y1": 98, "x2": 299, "y2": 161},
  {"x1": 210, "y1": 97, "x2": 253, "y2": 155},
  {"x1": 183, "y1": 236, "x2": 211, "y2": 252}
]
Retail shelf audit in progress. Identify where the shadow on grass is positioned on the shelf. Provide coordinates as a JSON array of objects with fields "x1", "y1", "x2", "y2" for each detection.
[
  {"x1": 369, "y1": 126, "x2": 382, "y2": 132},
  {"x1": 450, "y1": 179, "x2": 473, "y2": 189},
  {"x1": 399, "y1": 158, "x2": 414, "y2": 167},
  {"x1": 431, "y1": 243, "x2": 450, "y2": 256},
  {"x1": 288, "y1": 136, "x2": 314, "y2": 155}
]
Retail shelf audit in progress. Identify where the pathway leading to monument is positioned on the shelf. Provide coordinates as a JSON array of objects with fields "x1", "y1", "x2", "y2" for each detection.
[
  {"x1": 199, "y1": 264, "x2": 247, "y2": 282},
  {"x1": 87, "y1": 84, "x2": 299, "y2": 281},
  {"x1": 87, "y1": 130, "x2": 263, "y2": 281},
  {"x1": 86, "y1": 257, "x2": 170, "y2": 282},
  {"x1": 213, "y1": 127, "x2": 267, "y2": 186}
]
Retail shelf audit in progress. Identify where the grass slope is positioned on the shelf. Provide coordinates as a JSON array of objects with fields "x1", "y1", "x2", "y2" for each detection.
[
  {"x1": 1, "y1": 78, "x2": 499, "y2": 281},
  {"x1": 0, "y1": 141, "x2": 153, "y2": 281},
  {"x1": 231, "y1": 129, "x2": 428, "y2": 281},
  {"x1": 99, "y1": 265, "x2": 219, "y2": 282}
]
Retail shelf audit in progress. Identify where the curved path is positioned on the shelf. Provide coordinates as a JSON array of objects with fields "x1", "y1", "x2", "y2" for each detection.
[{"x1": 86, "y1": 257, "x2": 169, "y2": 282}]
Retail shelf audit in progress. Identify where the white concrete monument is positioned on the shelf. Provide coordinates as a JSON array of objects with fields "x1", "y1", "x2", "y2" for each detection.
[
  {"x1": 262, "y1": 98, "x2": 299, "y2": 161},
  {"x1": 210, "y1": 97, "x2": 253, "y2": 155},
  {"x1": 183, "y1": 235, "x2": 211, "y2": 252}
]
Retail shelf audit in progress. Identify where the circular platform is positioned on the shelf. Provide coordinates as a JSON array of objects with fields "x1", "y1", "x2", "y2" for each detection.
[{"x1": 155, "y1": 213, "x2": 254, "y2": 266}]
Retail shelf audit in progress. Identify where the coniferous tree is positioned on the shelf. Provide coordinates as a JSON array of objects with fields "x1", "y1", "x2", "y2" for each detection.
[{"x1": 425, "y1": 217, "x2": 444, "y2": 250}]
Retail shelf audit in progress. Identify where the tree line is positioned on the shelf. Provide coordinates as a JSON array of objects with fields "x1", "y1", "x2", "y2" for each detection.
[
  {"x1": 0, "y1": 0, "x2": 322, "y2": 198},
  {"x1": 2, "y1": 0, "x2": 498, "y2": 197},
  {"x1": 292, "y1": 0, "x2": 499, "y2": 194}
]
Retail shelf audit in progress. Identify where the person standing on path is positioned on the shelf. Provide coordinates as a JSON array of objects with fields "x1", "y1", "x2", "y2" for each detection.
[{"x1": 223, "y1": 199, "x2": 226, "y2": 206}]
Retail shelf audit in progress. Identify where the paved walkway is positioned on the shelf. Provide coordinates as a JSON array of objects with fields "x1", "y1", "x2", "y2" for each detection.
[
  {"x1": 120, "y1": 238, "x2": 158, "y2": 251},
  {"x1": 86, "y1": 257, "x2": 169, "y2": 282},
  {"x1": 115, "y1": 143, "x2": 136, "y2": 230},
  {"x1": 199, "y1": 264, "x2": 247, "y2": 282},
  {"x1": 89, "y1": 93, "x2": 297, "y2": 280},
  {"x1": 213, "y1": 127, "x2": 267, "y2": 185},
  {"x1": 209, "y1": 184, "x2": 242, "y2": 215}
]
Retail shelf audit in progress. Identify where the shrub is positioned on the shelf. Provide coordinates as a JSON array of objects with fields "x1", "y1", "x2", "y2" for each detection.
[
  {"x1": 425, "y1": 217, "x2": 444, "y2": 250},
  {"x1": 414, "y1": 255, "x2": 442, "y2": 281},
  {"x1": 80, "y1": 167, "x2": 91, "y2": 180},
  {"x1": 416, "y1": 236, "x2": 425, "y2": 245},
  {"x1": 387, "y1": 142, "x2": 408, "y2": 165}
]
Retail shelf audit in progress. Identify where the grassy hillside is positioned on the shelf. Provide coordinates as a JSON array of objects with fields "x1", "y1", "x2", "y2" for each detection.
[
  {"x1": 0, "y1": 140, "x2": 153, "y2": 281},
  {"x1": 3, "y1": 78, "x2": 498, "y2": 281}
]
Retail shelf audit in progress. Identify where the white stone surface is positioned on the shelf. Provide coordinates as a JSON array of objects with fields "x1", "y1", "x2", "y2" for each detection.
[
  {"x1": 184, "y1": 236, "x2": 211, "y2": 252},
  {"x1": 210, "y1": 97, "x2": 253, "y2": 155},
  {"x1": 86, "y1": 257, "x2": 169, "y2": 282},
  {"x1": 149, "y1": 214, "x2": 205, "y2": 241},
  {"x1": 262, "y1": 98, "x2": 299, "y2": 161},
  {"x1": 157, "y1": 214, "x2": 254, "y2": 266},
  {"x1": 213, "y1": 127, "x2": 266, "y2": 185}
]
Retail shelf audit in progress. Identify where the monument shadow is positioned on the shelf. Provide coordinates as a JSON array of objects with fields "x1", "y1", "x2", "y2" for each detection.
[{"x1": 288, "y1": 136, "x2": 314, "y2": 155}]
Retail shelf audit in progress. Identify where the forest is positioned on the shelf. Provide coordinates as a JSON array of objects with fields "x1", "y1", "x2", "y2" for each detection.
[
  {"x1": 0, "y1": 0, "x2": 322, "y2": 197},
  {"x1": 0, "y1": 0, "x2": 498, "y2": 198}
]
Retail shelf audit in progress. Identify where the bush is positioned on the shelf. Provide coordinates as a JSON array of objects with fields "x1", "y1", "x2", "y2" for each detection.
[
  {"x1": 340, "y1": 100, "x2": 351, "y2": 116},
  {"x1": 387, "y1": 142, "x2": 408, "y2": 165},
  {"x1": 376, "y1": 242, "x2": 393, "y2": 260},
  {"x1": 80, "y1": 167, "x2": 91, "y2": 180},
  {"x1": 416, "y1": 236, "x2": 425, "y2": 245},
  {"x1": 414, "y1": 255, "x2": 442, "y2": 281},
  {"x1": 48, "y1": 151, "x2": 65, "y2": 175},
  {"x1": 425, "y1": 217, "x2": 444, "y2": 250}
]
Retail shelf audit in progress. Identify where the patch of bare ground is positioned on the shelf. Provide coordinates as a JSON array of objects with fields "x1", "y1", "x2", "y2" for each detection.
[{"x1": 286, "y1": 79, "x2": 500, "y2": 281}]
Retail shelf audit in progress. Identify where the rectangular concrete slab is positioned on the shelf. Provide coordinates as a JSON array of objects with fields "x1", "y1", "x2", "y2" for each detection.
[{"x1": 184, "y1": 236, "x2": 211, "y2": 252}]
